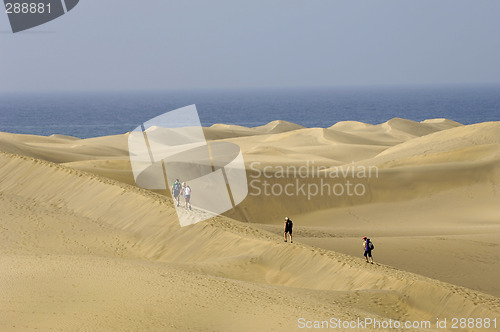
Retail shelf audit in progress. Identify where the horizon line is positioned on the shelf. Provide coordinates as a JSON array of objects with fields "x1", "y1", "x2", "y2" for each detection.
[{"x1": 1, "y1": 82, "x2": 500, "y2": 95}]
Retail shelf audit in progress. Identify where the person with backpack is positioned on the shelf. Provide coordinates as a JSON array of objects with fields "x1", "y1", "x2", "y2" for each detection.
[
  {"x1": 362, "y1": 236, "x2": 374, "y2": 264},
  {"x1": 183, "y1": 182, "x2": 192, "y2": 210},
  {"x1": 284, "y1": 217, "x2": 293, "y2": 243},
  {"x1": 171, "y1": 179, "x2": 182, "y2": 207}
]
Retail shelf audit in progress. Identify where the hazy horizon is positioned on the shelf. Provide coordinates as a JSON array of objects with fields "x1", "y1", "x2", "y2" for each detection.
[{"x1": 1, "y1": 82, "x2": 499, "y2": 95}]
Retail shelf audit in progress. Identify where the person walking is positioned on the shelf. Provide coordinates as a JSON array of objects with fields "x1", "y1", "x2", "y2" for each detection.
[
  {"x1": 183, "y1": 183, "x2": 192, "y2": 210},
  {"x1": 362, "y1": 236, "x2": 374, "y2": 264},
  {"x1": 171, "y1": 179, "x2": 182, "y2": 207},
  {"x1": 284, "y1": 217, "x2": 293, "y2": 243}
]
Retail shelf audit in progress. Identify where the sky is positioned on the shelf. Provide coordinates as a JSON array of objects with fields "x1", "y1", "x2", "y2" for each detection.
[{"x1": 0, "y1": 0, "x2": 499, "y2": 92}]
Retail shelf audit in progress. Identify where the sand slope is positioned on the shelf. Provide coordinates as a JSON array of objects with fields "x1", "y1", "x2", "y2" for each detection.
[{"x1": 1, "y1": 151, "x2": 499, "y2": 331}]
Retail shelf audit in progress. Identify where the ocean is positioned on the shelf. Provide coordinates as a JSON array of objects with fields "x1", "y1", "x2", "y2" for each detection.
[{"x1": 0, "y1": 85, "x2": 499, "y2": 139}]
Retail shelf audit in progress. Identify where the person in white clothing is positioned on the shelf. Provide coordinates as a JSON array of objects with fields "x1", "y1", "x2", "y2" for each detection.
[{"x1": 183, "y1": 182, "x2": 192, "y2": 210}]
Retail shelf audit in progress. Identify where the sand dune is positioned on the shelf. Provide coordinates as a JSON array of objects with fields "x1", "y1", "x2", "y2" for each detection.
[
  {"x1": 254, "y1": 120, "x2": 305, "y2": 134},
  {"x1": 421, "y1": 118, "x2": 464, "y2": 130},
  {"x1": 373, "y1": 122, "x2": 500, "y2": 164},
  {"x1": 1, "y1": 118, "x2": 500, "y2": 331},
  {"x1": 203, "y1": 124, "x2": 260, "y2": 140},
  {"x1": 380, "y1": 118, "x2": 443, "y2": 139},
  {"x1": 0, "y1": 131, "x2": 129, "y2": 164},
  {"x1": 329, "y1": 120, "x2": 374, "y2": 131},
  {"x1": 224, "y1": 121, "x2": 500, "y2": 222}
]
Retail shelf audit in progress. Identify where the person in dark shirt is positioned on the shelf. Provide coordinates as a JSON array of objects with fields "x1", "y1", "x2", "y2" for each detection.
[{"x1": 284, "y1": 217, "x2": 293, "y2": 243}]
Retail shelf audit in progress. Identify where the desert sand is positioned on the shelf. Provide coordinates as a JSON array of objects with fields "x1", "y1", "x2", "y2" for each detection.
[{"x1": 1, "y1": 118, "x2": 499, "y2": 331}]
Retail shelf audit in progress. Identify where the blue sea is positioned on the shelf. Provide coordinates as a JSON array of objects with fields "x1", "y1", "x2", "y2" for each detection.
[{"x1": 0, "y1": 85, "x2": 499, "y2": 139}]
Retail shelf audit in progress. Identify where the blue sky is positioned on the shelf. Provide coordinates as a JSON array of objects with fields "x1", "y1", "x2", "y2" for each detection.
[{"x1": 0, "y1": 0, "x2": 499, "y2": 91}]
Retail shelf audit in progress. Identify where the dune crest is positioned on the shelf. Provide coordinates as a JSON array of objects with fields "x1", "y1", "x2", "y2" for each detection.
[
  {"x1": 329, "y1": 120, "x2": 374, "y2": 131},
  {"x1": 254, "y1": 120, "x2": 305, "y2": 134}
]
